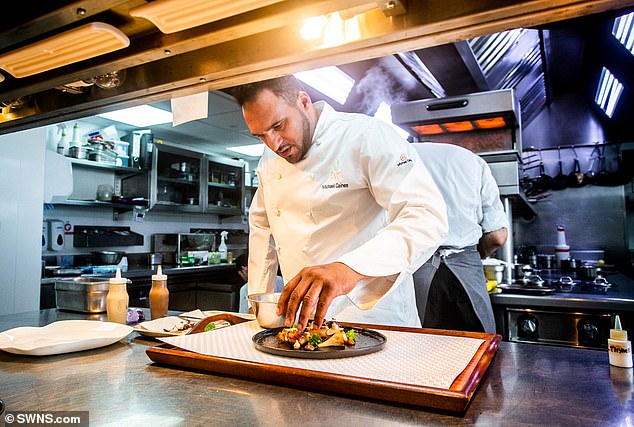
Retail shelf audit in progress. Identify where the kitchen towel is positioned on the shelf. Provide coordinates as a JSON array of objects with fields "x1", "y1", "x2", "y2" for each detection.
[
  {"x1": 160, "y1": 320, "x2": 485, "y2": 390},
  {"x1": 171, "y1": 91, "x2": 208, "y2": 126}
]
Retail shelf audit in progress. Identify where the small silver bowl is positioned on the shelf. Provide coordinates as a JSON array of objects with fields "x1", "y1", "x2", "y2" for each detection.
[{"x1": 247, "y1": 292, "x2": 286, "y2": 329}]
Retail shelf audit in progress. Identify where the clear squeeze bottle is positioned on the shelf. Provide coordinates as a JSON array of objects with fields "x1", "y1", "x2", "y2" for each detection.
[
  {"x1": 149, "y1": 265, "x2": 169, "y2": 320},
  {"x1": 106, "y1": 268, "x2": 129, "y2": 324}
]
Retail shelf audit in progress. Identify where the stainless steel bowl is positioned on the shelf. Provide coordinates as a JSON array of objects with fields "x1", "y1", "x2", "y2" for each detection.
[
  {"x1": 91, "y1": 250, "x2": 124, "y2": 265},
  {"x1": 247, "y1": 292, "x2": 286, "y2": 329}
]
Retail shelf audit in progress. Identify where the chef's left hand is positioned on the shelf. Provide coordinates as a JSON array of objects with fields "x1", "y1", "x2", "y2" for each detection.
[{"x1": 276, "y1": 262, "x2": 367, "y2": 330}]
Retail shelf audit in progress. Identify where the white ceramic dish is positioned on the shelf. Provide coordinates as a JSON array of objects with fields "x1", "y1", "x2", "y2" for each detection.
[
  {"x1": 0, "y1": 320, "x2": 133, "y2": 356},
  {"x1": 133, "y1": 316, "x2": 197, "y2": 338}
]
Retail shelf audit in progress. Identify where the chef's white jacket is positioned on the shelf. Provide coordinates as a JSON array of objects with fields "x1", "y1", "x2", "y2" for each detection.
[
  {"x1": 248, "y1": 102, "x2": 448, "y2": 327},
  {"x1": 412, "y1": 143, "x2": 508, "y2": 248}
]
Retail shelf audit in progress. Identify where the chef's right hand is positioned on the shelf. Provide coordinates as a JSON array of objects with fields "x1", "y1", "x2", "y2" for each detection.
[{"x1": 276, "y1": 262, "x2": 367, "y2": 330}]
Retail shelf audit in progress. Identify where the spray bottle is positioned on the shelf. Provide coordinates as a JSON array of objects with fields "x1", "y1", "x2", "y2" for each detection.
[
  {"x1": 219, "y1": 231, "x2": 228, "y2": 263},
  {"x1": 56, "y1": 123, "x2": 68, "y2": 156}
]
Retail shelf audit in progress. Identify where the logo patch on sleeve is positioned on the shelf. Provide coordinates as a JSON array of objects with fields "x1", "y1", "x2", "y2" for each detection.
[{"x1": 397, "y1": 153, "x2": 413, "y2": 166}]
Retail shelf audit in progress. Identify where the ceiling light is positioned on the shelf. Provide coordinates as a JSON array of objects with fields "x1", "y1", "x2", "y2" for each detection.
[
  {"x1": 98, "y1": 105, "x2": 173, "y2": 127},
  {"x1": 300, "y1": 16, "x2": 328, "y2": 40},
  {"x1": 295, "y1": 66, "x2": 355, "y2": 105},
  {"x1": 130, "y1": 0, "x2": 284, "y2": 34},
  {"x1": 227, "y1": 143, "x2": 264, "y2": 157},
  {"x1": 595, "y1": 67, "x2": 623, "y2": 118},
  {"x1": 374, "y1": 102, "x2": 409, "y2": 139},
  {"x1": 612, "y1": 11, "x2": 634, "y2": 56},
  {"x1": 0, "y1": 23, "x2": 129, "y2": 78}
]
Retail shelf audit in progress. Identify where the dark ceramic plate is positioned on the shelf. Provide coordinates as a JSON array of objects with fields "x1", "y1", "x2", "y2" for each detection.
[{"x1": 252, "y1": 326, "x2": 387, "y2": 359}]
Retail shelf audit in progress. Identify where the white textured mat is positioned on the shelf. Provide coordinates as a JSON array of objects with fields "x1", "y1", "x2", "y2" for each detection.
[{"x1": 160, "y1": 320, "x2": 484, "y2": 389}]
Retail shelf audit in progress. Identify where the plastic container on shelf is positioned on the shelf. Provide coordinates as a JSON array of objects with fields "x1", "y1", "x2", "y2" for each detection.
[
  {"x1": 116, "y1": 155, "x2": 129, "y2": 167},
  {"x1": 114, "y1": 140, "x2": 129, "y2": 157}
]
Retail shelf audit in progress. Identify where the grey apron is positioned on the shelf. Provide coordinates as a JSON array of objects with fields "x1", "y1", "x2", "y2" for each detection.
[{"x1": 413, "y1": 246, "x2": 496, "y2": 334}]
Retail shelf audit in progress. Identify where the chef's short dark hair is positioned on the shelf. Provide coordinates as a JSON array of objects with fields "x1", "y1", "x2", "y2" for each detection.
[{"x1": 230, "y1": 75, "x2": 305, "y2": 107}]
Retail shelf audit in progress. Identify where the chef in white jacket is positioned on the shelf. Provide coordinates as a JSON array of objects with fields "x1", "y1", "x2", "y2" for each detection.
[
  {"x1": 412, "y1": 142, "x2": 508, "y2": 333},
  {"x1": 231, "y1": 76, "x2": 448, "y2": 330}
]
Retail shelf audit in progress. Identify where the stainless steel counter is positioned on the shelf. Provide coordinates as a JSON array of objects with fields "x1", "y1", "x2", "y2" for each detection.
[{"x1": 1, "y1": 309, "x2": 633, "y2": 426}]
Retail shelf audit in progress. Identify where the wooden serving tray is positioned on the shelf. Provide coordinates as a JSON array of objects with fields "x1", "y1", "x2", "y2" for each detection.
[{"x1": 146, "y1": 313, "x2": 501, "y2": 414}]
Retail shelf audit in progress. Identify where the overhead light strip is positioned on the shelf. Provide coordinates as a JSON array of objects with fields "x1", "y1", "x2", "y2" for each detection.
[
  {"x1": 0, "y1": 23, "x2": 129, "y2": 78},
  {"x1": 295, "y1": 66, "x2": 355, "y2": 105},
  {"x1": 97, "y1": 105, "x2": 173, "y2": 127},
  {"x1": 594, "y1": 67, "x2": 623, "y2": 118},
  {"x1": 227, "y1": 143, "x2": 265, "y2": 157},
  {"x1": 130, "y1": 0, "x2": 284, "y2": 34},
  {"x1": 612, "y1": 11, "x2": 634, "y2": 55}
]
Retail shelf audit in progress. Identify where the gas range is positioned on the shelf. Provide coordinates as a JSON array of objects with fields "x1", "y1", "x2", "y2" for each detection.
[
  {"x1": 492, "y1": 270, "x2": 634, "y2": 350},
  {"x1": 498, "y1": 268, "x2": 615, "y2": 296}
]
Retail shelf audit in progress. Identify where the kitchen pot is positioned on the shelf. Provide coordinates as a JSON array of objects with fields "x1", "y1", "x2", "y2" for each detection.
[
  {"x1": 91, "y1": 250, "x2": 124, "y2": 265},
  {"x1": 585, "y1": 144, "x2": 601, "y2": 184},
  {"x1": 567, "y1": 152, "x2": 586, "y2": 187},
  {"x1": 560, "y1": 258, "x2": 580, "y2": 274},
  {"x1": 513, "y1": 263, "x2": 533, "y2": 280},
  {"x1": 594, "y1": 145, "x2": 612, "y2": 186},
  {"x1": 531, "y1": 150, "x2": 552, "y2": 195},
  {"x1": 537, "y1": 254, "x2": 555, "y2": 269},
  {"x1": 578, "y1": 264, "x2": 602, "y2": 280},
  {"x1": 551, "y1": 147, "x2": 568, "y2": 190}
]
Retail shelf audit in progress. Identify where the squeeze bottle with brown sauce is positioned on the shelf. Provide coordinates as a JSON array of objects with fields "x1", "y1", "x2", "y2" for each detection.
[
  {"x1": 149, "y1": 265, "x2": 169, "y2": 319},
  {"x1": 106, "y1": 268, "x2": 129, "y2": 324}
]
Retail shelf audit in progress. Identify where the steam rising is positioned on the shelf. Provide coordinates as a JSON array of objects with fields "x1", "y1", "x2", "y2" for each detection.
[{"x1": 352, "y1": 64, "x2": 414, "y2": 115}]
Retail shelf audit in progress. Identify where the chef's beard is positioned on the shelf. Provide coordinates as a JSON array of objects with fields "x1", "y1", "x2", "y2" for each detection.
[
  {"x1": 283, "y1": 107, "x2": 313, "y2": 163},
  {"x1": 296, "y1": 109, "x2": 313, "y2": 162}
]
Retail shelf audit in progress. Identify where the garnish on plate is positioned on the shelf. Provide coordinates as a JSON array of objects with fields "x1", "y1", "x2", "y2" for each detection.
[{"x1": 276, "y1": 320, "x2": 356, "y2": 351}]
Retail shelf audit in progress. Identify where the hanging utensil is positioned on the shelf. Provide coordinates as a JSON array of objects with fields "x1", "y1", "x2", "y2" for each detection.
[
  {"x1": 585, "y1": 143, "x2": 601, "y2": 185},
  {"x1": 595, "y1": 144, "x2": 611, "y2": 186},
  {"x1": 531, "y1": 148, "x2": 553, "y2": 194},
  {"x1": 567, "y1": 146, "x2": 586, "y2": 187},
  {"x1": 552, "y1": 146, "x2": 568, "y2": 190}
]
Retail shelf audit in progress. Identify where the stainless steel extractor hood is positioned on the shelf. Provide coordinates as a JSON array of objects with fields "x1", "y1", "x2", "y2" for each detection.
[
  {"x1": 392, "y1": 89, "x2": 525, "y2": 198},
  {"x1": 392, "y1": 89, "x2": 522, "y2": 155}
]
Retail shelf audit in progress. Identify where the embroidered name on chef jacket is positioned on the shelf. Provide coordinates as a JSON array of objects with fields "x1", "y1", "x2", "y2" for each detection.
[
  {"x1": 397, "y1": 152, "x2": 413, "y2": 167},
  {"x1": 321, "y1": 160, "x2": 349, "y2": 190}
]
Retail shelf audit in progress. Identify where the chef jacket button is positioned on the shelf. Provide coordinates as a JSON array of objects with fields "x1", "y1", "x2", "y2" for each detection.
[
  {"x1": 276, "y1": 173, "x2": 282, "y2": 180},
  {"x1": 274, "y1": 209, "x2": 281, "y2": 216},
  {"x1": 305, "y1": 211, "x2": 311, "y2": 217},
  {"x1": 302, "y1": 247, "x2": 308, "y2": 254},
  {"x1": 315, "y1": 140, "x2": 321, "y2": 146}
]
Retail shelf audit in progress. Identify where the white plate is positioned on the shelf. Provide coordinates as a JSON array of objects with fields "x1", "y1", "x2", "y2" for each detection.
[
  {"x1": 0, "y1": 320, "x2": 133, "y2": 356},
  {"x1": 134, "y1": 316, "x2": 197, "y2": 338}
]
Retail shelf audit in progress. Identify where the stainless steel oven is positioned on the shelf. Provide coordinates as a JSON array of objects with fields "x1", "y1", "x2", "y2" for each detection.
[{"x1": 506, "y1": 307, "x2": 613, "y2": 349}]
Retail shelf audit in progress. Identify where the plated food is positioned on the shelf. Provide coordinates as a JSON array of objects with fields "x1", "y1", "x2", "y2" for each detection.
[
  {"x1": 253, "y1": 322, "x2": 387, "y2": 359},
  {"x1": 276, "y1": 320, "x2": 355, "y2": 351}
]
